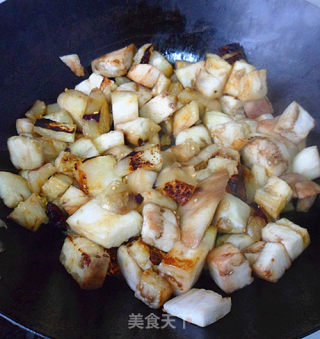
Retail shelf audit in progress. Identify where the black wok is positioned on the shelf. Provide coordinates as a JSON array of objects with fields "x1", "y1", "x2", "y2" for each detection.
[{"x1": 0, "y1": 0, "x2": 320, "y2": 338}]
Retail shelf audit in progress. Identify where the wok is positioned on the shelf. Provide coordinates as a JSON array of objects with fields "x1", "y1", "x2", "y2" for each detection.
[{"x1": 0, "y1": 0, "x2": 320, "y2": 338}]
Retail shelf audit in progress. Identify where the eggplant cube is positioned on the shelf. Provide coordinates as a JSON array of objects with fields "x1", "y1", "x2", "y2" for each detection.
[
  {"x1": 8, "y1": 135, "x2": 44, "y2": 170},
  {"x1": 127, "y1": 64, "x2": 160, "y2": 88},
  {"x1": 41, "y1": 173, "x2": 73, "y2": 202},
  {"x1": 142, "y1": 203, "x2": 180, "y2": 252},
  {"x1": 242, "y1": 241, "x2": 266, "y2": 266},
  {"x1": 214, "y1": 193, "x2": 251, "y2": 234},
  {"x1": 135, "y1": 268, "x2": 173, "y2": 309},
  {"x1": 163, "y1": 288, "x2": 231, "y2": 327},
  {"x1": 25, "y1": 100, "x2": 46, "y2": 121},
  {"x1": 16, "y1": 118, "x2": 33, "y2": 135},
  {"x1": 149, "y1": 50, "x2": 173, "y2": 78},
  {"x1": 60, "y1": 185, "x2": 90, "y2": 215},
  {"x1": 116, "y1": 117, "x2": 160, "y2": 146},
  {"x1": 262, "y1": 218, "x2": 310, "y2": 261},
  {"x1": 238, "y1": 69, "x2": 267, "y2": 101},
  {"x1": 252, "y1": 242, "x2": 291, "y2": 282},
  {"x1": 69, "y1": 138, "x2": 99, "y2": 158},
  {"x1": 220, "y1": 95, "x2": 244, "y2": 116},
  {"x1": 112, "y1": 91, "x2": 139, "y2": 126},
  {"x1": 117, "y1": 244, "x2": 142, "y2": 292},
  {"x1": 254, "y1": 177, "x2": 293, "y2": 219},
  {"x1": 140, "y1": 93, "x2": 178, "y2": 124},
  {"x1": 8, "y1": 193, "x2": 48, "y2": 231},
  {"x1": 292, "y1": 146, "x2": 320, "y2": 180},
  {"x1": 60, "y1": 234, "x2": 110, "y2": 290},
  {"x1": 75, "y1": 156, "x2": 121, "y2": 196},
  {"x1": 55, "y1": 151, "x2": 80, "y2": 175},
  {"x1": 175, "y1": 61, "x2": 205, "y2": 88},
  {"x1": 173, "y1": 101, "x2": 199, "y2": 137},
  {"x1": 140, "y1": 190, "x2": 177, "y2": 211},
  {"x1": 127, "y1": 238, "x2": 152, "y2": 270},
  {"x1": 158, "y1": 226, "x2": 217, "y2": 294},
  {"x1": 207, "y1": 243, "x2": 253, "y2": 293},
  {"x1": 94, "y1": 131, "x2": 125, "y2": 153},
  {"x1": 127, "y1": 168, "x2": 157, "y2": 194},
  {"x1": 274, "y1": 101, "x2": 315, "y2": 144},
  {"x1": 0, "y1": 172, "x2": 31, "y2": 208},
  {"x1": 175, "y1": 125, "x2": 211, "y2": 149},
  {"x1": 27, "y1": 163, "x2": 56, "y2": 193},
  {"x1": 216, "y1": 233, "x2": 254, "y2": 250},
  {"x1": 91, "y1": 43, "x2": 136, "y2": 77},
  {"x1": 66, "y1": 199, "x2": 142, "y2": 248}
]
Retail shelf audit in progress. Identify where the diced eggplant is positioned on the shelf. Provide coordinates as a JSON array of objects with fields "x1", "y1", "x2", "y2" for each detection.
[
  {"x1": 140, "y1": 92, "x2": 177, "y2": 124},
  {"x1": 127, "y1": 238, "x2": 152, "y2": 270},
  {"x1": 100, "y1": 77, "x2": 117, "y2": 103},
  {"x1": 242, "y1": 136, "x2": 288, "y2": 176},
  {"x1": 152, "y1": 73, "x2": 171, "y2": 96},
  {"x1": 59, "y1": 54, "x2": 84, "y2": 77},
  {"x1": 220, "y1": 95, "x2": 244, "y2": 116},
  {"x1": 252, "y1": 242, "x2": 291, "y2": 282},
  {"x1": 203, "y1": 110, "x2": 232, "y2": 131},
  {"x1": 116, "y1": 144, "x2": 163, "y2": 176},
  {"x1": 8, "y1": 193, "x2": 48, "y2": 231},
  {"x1": 175, "y1": 125, "x2": 211, "y2": 149},
  {"x1": 0, "y1": 172, "x2": 31, "y2": 208},
  {"x1": 135, "y1": 268, "x2": 173, "y2": 309},
  {"x1": 140, "y1": 190, "x2": 177, "y2": 211},
  {"x1": 207, "y1": 157, "x2": 238, "y2": 177},
  {"x1": 173, "y1": 101, "x2": 200, "y2": 137},
  {"x1": 106, "y1": 144, "x2": 133, "y2": 161},
  {"x1": 246, "y1": 215, "x2": 266, "y2": 242},
  {"x1": 66, "y1": 199, "x2": 142, "y2": 248},
  {"x1": 244, "y1": 97, "x2": 273, "y2": 119},
  {"x1": 262, "y1": 218, "x2": 310, "y2": 260},
  {"x1": 116, "y1": 118, "x2": 160, "y2": 146},
  {"x1": 155, "y1": 165, "x2": 196, "y2": 206},
  {"x1": 168, "y1": 81, "x2": 184, "y2": 96},
  {"x1": 205, "y1": 54, "x2": 232, "y2": 78},
  {"x1": 242, "y1": 241, "x2": 266, "y2": 266},
  {"x1": 16, "y1": 118, "x2": 33, "y2": 135},
  {"x1": 254, "y1": 177, "x2": 293, "y2": 219},
  {"x1": 238, "y1": 69, "x2": 267, "y2": 101},
  {"x1": 75, "y1": 73, "x2": 105, "y2": 95},
  {"x1": 34, "y1": 118, "x2": 76, "y2": 143},
  {"x1": 216, "y1": 233, "x2": 254, "y2": 250},
  {"x1": 195, "y1": 69, "x2": 227, "y2": 99},
  {"x1": 27, "y1": 163, "x2": 56, "y2": 193},
  {"x1": 8, "y1": 135, "x2": 44, "y2": 170},
  {"x1": 207, "y1": 243, "x2": 253, "y2": 293},
  {"x1": 158, "y1": 226, "x2": 217, "y2": 294},
  {"x1": 41, "y1": 173, "x2": 73, "y2": 202},
  {"x1": 132, "y1": 43, "x2": 154, "y2": 65},
  {"x1": 94, "y1": 131, "x2": 125, "y2": 153},
  {"x1": 141, "y1": 203, "x2": 180, "y2": 252},
  {"x1": 127, "y1": 64, "x2": 160, "y2": 88},
  {"x1": 60, "y1": 234, "x2": 110, "y2": 290},
  {"x1": 127, "y1": 169, "x2": 157, "y2": 194},
  {"x1": 274, "y1": 102, "x2": 315, "y2": 144},
  {"x1": 292, "y1": 146, "x2": 320, "y2": 180},
  {"x1": 223, "y1": 60, "x2": 256, "y2": 97},
  {"x1": 170, "y1": 140, "x2": 200, "y2": 162},
  {"x1": 149, "y1": 50, "x2": 173, "y2": 78},
  {"x1": 117, "y1": 245, "x2": 143, "y2": 292},
  {"x1": 218, "y1": 43, "x2": 246, "y2": 64},
  {"x1": 60, "y1": 185, "x2": 90, "y2": 215},
  {"x1": 163, "y1": 288, "x2": 231, "y2": 327},
  {"x1": 39, "y1": 137, "x2": 67, "y2": 162},
  {"x1": 214, "y1": 192, "x2": 251, "y2": 234},
  {"x1": 175, "y1": 61, "x2": 205, "y2": 88},
  {"x1": 75, "y1": 155, "x2": 120, "y2": 196},
  {"x1": 57, "y1": 89, "x2": 88, "y2": 127},
  {"x1": 179, "y1": 171, "x2": 229, "y2": 248},
  {"x1": 69, "y1": 138, "x2": 99, "y2": 158},
  {"x1": 25, "y1": 100, "x2": 46, "y2": 121},
  {"x1": 91, "y1": 43, "x2": 136, "y2": 77},
  {"x1": 55, "y1": 151, "x2": 80, "y2": 175},
  {"x1": 111, "y1": 91, "x2": 139, "y2": 126},
  {"x1": 117, "y1": 81, "x2": 152, "y2": 107}
]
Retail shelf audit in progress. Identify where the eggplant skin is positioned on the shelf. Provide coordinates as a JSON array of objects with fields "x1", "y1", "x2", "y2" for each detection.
[
  {"x1": 218, "y1": 43, "x2": 246, "y2": 64},
  {"x1": 35, "y1": 118, "x2": 75, "y2": 133}
]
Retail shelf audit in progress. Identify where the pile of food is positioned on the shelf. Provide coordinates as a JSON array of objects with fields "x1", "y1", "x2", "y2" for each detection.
[{"x1": 0, "y1": 42, "x2": 318, "y2": 328}]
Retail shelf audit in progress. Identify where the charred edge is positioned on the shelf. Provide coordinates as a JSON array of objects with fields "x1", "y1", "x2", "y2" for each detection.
[
  {"x1": 163, "y1": 180, "x2": 195, "y2": 205},
  {"x1": 140, "y1": 45, "x2": 154, "y2": 64},
  {"x1": 82, "y1": 155, "x2": 100, "y2": 163},
  {"x1": 35, "y1": 118, "x2": 75, "y2": 133},
  {"x1": 149, "y1": 246, "x2": 164, "y2": 265},
  {"x1": 218, "y1": 43, "x2": 246, "y2": 64},
  {"x1": 129, "y1": 153, "x2": 153, "y2": 171},
  {"x1": 83, "y1": 113, "x2": 100, "y2": 122},
  {"x1": 46, "y1": 202, "x2": 68, "y2": 231},
  {"x1": 105, "y1": 248, "x2": 120, "y2": 276},
  {"x1": 250, "y1": 202, "x2": 268, "y2": 222},
  {"x1": 80, "y1": 251, "x2": 92, "y2": 267},
  {"x1": 227, "y1": 165, "x2": 247, "y2": 201}
]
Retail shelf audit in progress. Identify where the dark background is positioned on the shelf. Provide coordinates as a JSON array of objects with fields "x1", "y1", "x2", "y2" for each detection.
[{"x1": 0, "y1": 0, "x2": 320, "y2": 338}]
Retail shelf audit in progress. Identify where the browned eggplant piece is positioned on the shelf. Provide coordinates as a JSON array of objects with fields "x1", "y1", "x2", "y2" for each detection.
[{"x1": 218, "y1": 43, "x2": 247, "y2": 64}]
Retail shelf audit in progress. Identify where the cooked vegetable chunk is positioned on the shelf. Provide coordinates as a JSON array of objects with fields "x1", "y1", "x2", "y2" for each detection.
[
  {"x1": 135, "y1": 268, "x2": 173, "y2": 309},
  {"x1": 60, "y1": 186, "x2": 90, "y2": 215},
  {"x1": 112, "y1": 91, "x2": 139, "y2": 126},
  {"x1": 41, "y1": 173, "x2": 73, "y2": 202},
  {"x1": 59, "y1": 54, "x2": 84, "y2": 77},
  {"x1": 163, "y1": 288, "x2": 231, "y2": 327},
  {"x1": 66, "y1": 199, "x2": 142, "y2": 248},
  {"x1": 60, "y1": 234, "x2": 110, "y2": 290},
  {"x1": 0, "y1": 172, "x2": 31, "y2": 208},
  {"x1": 8, "y1": 193, "x2": 48, "y2": 231},
  {"x1": 141, "y1": 203, "x2": 180, "y2": 252},
  {"x1": 292, "y1": 146, "x2": 320, "y2": 180},
  {"x1": 127, "y1": 64, "x2": 160, "y2": 88}
]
